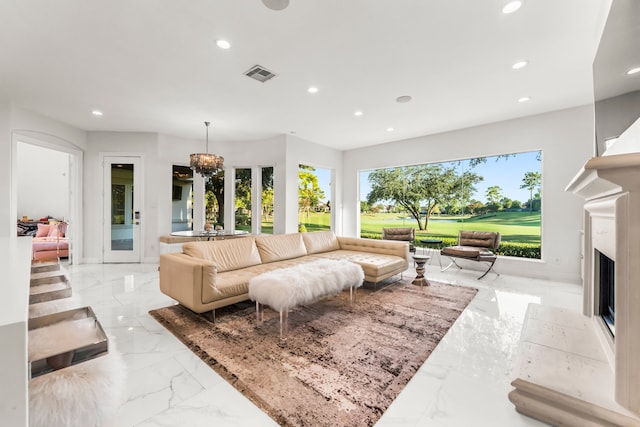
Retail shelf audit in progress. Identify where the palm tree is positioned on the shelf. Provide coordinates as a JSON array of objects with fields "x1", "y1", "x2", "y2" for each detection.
[{"x1": 520, "y1": 172, "x2": 541, "y2": 212}]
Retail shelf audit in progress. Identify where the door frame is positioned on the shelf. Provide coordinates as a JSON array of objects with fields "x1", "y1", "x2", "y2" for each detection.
[
  {"x1": 101, "y1": 153, "x2": 144, "y2": 263},
  {"x1": 12, "y1": 131, "x2": 83, "y2": 264}
]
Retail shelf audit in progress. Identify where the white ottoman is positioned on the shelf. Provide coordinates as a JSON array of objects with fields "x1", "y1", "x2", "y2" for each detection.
[{"x1": 248, "y1": 258, "x2": 364, "y2": 337}]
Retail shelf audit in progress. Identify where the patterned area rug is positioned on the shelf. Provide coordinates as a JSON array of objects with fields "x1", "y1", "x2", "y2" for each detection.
[{"x1": 149, "y1": 279, "x2": 477, "y2": 426}]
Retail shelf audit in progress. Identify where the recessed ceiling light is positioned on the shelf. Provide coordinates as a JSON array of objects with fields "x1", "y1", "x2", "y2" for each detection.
[
  {"x1": 216, "y1": 39, "x2": 231, "y2": 49},
  {"x1": 502, "y1": 1, "x2": 522, "y2": 14},
  {"x1": 386, "y1": 127, "x2": 395, "y2": 132},
  {"x1": 354, "y1": 110, "x2": 363, "y2": 117},
  {"x1": 512, "y1": 60, "x2": 528, "y2": 70},
  {"x1": 396, "y1": 95, "x2": 412, "y2": 103},
  {"x1": 518, "y1": 96, "x2": 530, "y2": 103},
  {"x1": 307, "y1": 86, "x2": 318, "y2": 94},
  {"x1": 627, "y1": 67, "x2": 640, "y2": 75},
  {"x1": 91, "y1": 110, "x2": 103, "y2": 116}
]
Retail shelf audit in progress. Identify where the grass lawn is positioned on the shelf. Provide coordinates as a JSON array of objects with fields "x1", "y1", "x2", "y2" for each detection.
[
  {"x1": 263, "y1": 211, "x2": 540, "y2": 245},
  {"x1": 361, "y1": 211, "x2": 540, "y2": 244}
]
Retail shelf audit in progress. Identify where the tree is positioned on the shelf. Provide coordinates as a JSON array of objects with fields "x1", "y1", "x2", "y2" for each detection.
[
  {"x1": 204, "y1": 167, "x2": 274, "y2": 227},
  {"x1": 500, "y1": 197, "x2": 513, "y2": 210},
  {"x1": 367, "y1": 165, "x2": 482, "y2": 230},
  {"x1": 262, "y1": 187, "x2": 274, "y2": 221},
  {"x1": 205, "y1": 172, "x2": 225, "y2": 225},
  {"x1": 298, "y1": 165, "x2": 325, "y2": 218},
  {"x1": 520, "y1": 171, "x2": 542, "y2": 212},
  {"x1": 485, "y1": 185, "x2": 503, "y2": 212},
  {"x1": 467, "y1": 200, "x2": 486, "y2": 215}
]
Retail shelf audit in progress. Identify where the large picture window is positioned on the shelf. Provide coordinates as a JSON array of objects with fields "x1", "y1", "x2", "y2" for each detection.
[{"x1": 359, "y1": 151, "x2": 542, "y2": 259}]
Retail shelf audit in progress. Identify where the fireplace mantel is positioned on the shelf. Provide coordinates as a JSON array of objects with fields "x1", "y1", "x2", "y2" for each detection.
[{"x1": 565, "y1": 152, "x2": 640, "y2": 200}]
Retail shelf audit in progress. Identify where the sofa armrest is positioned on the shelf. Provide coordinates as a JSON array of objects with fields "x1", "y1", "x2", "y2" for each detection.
[
  {"x1": 337, "y1": 236, "x2": 410, "y2": 259},
  {"x1": 159, "y1": 253, "x2": 216, "y2": 313}
]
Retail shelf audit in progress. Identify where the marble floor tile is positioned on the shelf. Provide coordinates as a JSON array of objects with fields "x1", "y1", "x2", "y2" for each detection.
[{"x1": 60, "y1": 261, "x2": 582, "y2": 426}]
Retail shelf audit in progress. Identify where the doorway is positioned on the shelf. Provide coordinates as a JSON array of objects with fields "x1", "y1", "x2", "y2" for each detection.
[
  {"x1": 14, "y1": 136, "x2": 82, "y2": 264},
  {"x1": 103, "y1": 156, "x2": 142, "y2": 263}
]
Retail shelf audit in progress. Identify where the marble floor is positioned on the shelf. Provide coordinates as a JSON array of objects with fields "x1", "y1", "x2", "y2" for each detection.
[{"x1": 41, "y1": 261, "x2": 582, "y2": 426}]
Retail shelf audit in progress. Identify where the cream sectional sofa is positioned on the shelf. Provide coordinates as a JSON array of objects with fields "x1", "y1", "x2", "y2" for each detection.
[{"x1": 159, "y1": 231, "x2": 409, "y2": 319}]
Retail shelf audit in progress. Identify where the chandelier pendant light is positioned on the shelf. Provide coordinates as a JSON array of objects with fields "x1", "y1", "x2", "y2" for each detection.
[{"x1": 190, "y1": 121, "x2": 224, "y2": 180}]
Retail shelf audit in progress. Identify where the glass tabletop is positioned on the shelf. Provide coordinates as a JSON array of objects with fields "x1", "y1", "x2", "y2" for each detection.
[{"x1": 170, "y1": 230, "x2": 249, "y2": 237}]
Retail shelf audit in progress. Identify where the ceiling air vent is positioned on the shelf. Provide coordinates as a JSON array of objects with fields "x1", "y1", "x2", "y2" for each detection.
[{"x1": 244, "y1": 65, "x2": 277, "y2": 83}]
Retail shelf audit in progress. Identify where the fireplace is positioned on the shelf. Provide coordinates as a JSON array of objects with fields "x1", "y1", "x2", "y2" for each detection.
[
  {"x1": 597, "y1": 251, "x2": 615, "y2": 337},
  {"x1": 509, "y1": 149, "x2": 640, "y2": 426}
]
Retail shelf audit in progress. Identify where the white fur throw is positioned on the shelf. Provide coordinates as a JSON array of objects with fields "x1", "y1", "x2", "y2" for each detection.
[
  {"x1": 29, "y1": 342, "x2": 125, "y2": 427},
  {"x1": 248, "y1": 259, "x2": 364, "y2": 312}
]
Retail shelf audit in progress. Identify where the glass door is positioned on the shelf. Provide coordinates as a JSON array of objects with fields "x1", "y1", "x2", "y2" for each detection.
[{"x1": 103, "y1": 156, "x2": 141, "y2": 263}]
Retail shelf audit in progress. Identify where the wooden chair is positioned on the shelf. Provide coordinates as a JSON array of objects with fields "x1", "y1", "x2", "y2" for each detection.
[{"x1": 440, "y1": 230, "x2": 500, "y2": 279}]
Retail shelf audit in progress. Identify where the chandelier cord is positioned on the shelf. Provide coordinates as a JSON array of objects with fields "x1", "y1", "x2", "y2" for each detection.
[{"x1": 205, "y1": 121, "x2": 210, "y2": 154}]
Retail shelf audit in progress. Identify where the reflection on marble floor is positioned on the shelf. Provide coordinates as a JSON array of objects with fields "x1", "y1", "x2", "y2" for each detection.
[{"x1": 57, "y1": 262, "x2": 581, "y2": 426}]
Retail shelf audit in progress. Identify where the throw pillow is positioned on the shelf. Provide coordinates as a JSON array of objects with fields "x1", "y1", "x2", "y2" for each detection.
[{"x1": 36, "y1": 224, "x2": 52, "y2": 237}]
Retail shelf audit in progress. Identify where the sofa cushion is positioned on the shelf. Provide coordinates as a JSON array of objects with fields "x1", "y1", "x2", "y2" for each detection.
[
  {"x1": 441, "y1": 245, "x2": 481, "y2": 258},
  {"x1": 255, "y1": 233, "x2": 307, "y2": 263},
  {"x1": 182, "y1": 238, "x2": 261, "y2": 273},
  {"x1": 32, "y1": 237, "x2": 69, "y2": 251},
  {"x1": 36, "y1": 224, "x2": 52, "y2": 237},
  {"x1": 302, "y1": 231, "x2": 340, "y2": 254},
  {"x1": 312, "y1": 250, "x2": 407, "y2": 280}
]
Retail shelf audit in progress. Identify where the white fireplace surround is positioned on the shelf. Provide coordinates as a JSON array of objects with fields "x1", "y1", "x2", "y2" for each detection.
[
  {"x1": 509, "y1": 119, "x2": 640, "y2": 425},
  {"x1": 573, "y1": 152, "x2": 640, "y2": 412}
]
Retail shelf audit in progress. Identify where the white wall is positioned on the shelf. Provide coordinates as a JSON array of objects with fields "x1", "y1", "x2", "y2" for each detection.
[
  {"x1": 17, "y1": 143, "x2": 70, "y2": 220},
  {"x1": 84, "y1": 132, "x2": 159, "y2": 263},
  {"x1": 0, "y1": 97, "x2": 12, "y2": 238},
  {"x1": 343, "y1": 106, "x2": 594, "y2": 283}
]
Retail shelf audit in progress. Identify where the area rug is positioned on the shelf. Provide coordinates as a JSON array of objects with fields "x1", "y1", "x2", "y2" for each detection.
[{"x1": 149, "y1": 279, "x2": 477, "y2": 426}]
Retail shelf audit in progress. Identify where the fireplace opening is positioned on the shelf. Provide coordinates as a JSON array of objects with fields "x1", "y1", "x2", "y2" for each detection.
[{"x1": 598, "y1": 251, "x2": 615, "y2": 337}]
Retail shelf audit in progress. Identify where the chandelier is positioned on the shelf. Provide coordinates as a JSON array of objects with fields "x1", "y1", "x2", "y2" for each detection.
[{"x1": 190, "y1": 121, "x2": 224, "y2": 180}]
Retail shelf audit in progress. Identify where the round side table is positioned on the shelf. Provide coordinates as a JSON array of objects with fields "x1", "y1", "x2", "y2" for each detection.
[{"x1": 412, "y1": 254, "x2": 431, "y2": 287}]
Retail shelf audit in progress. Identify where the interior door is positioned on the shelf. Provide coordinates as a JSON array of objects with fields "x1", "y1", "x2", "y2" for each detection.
[{"x1": 103, "y1": 156, "x2": 142, "y2": 263}]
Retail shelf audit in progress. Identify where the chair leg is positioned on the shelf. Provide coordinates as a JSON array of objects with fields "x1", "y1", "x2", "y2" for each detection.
[
  {"x1": 441, "y1": 257, "x2": 462, "y2": 272},
  {"x1": 204, "y1": 309, "x2": 215, "y2": 323},
  {"x1": 477, "y1": 259, "x2": 498, "y2": 280}
]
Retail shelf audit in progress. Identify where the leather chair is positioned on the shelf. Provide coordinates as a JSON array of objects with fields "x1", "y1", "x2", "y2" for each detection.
[
  {"x1": 382, "y1": 227, "x2": 416, "y2": 253},
  {"x1": 440, "y1": 230, "x2": 500, "y2": 279}
]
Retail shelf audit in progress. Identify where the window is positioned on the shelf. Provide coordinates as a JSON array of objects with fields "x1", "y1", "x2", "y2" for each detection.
[
  {"x1": 298, "y1": 164, "x2": 331, "y2": 232},
  {"x1": 261, "y1": 166, "x2": 274, "y2": 234},
  {"x1": 235, "y1": 168, "x2": 252, "y2": 231},
  {"x1": 205, "y1": 172, "x2": 224, "y2": 227},
  {"x1": 171, "y1": 165, "x2": 193, "y2": 232},
  {"x1": 359, "y1": 151, "x2": 541, "y2": 259}
]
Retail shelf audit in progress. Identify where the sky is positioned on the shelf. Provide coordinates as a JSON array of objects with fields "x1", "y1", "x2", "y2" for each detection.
[
  {"x1": 359, "y1": 151, "x2": 541, "y2": 204},
  {"x1": 304, "y1": 150, "x2": 541, "y2": 205}
]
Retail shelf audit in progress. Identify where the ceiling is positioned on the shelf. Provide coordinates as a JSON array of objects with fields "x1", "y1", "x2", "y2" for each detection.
[{"x1": 0, "y1": 0, "x2": 612, "y2": 150}]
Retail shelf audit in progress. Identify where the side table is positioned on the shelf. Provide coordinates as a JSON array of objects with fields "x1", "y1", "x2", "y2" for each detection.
[{"x1": 412, "y1": 254, "x2": 431, "y2": 287}]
